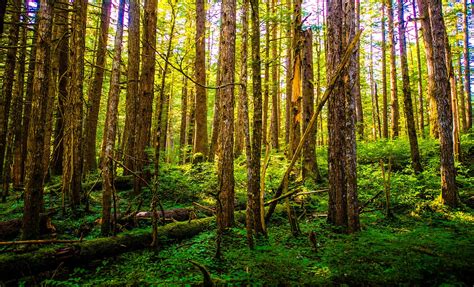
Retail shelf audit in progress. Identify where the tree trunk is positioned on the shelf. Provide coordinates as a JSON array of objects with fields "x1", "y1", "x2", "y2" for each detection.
[
  {"x1": 262, "y1": 0, "x2": 270, "y2": 146},
  {"x1": 270, "y1": 0, "x2": 279, "y2": 150},
  {"x1": 381, "y1": 2, "x2": 389, "y2": 138},
  {"x1": 22, "y1": 0, "x2": 53, "y2": 239},
  {"x1": 51, "y1": 0, "x2": 69, "y2": 176},
  {"x1": 289, "y1": 0, "x2": 302, "y2": 158},
  {"x1": 122, "y1": 0, "x2": 140, "y2": 173},
  {"x1": 353, "y1": 0, "x2": 363, "y2": 139},
  {"x1": 412, "y1": 0, "x2": 425, "y2": 137},
  {"x1": 387, "y1": 0, "x2": 399, "y2": 138},
  {"x1": 326, "y1": 0, "x2": 360, "y2": 233},
  {"x1": 284, "y1": 0, "x2": 292, "y2": 147},
  {"x1": 420, "y1": 0, "x2": 459, "y2": 207},
  {"x1": 186, "y1": 88, "x2": 195, "y2": 163},
  {"x1": 134, "y1": 0, "x2": 157, "y2": 194},
  {"x1": 397, "y1": 0, "x2": 422, "y2": 173},
  {"x1": 101, "y1": 0, "x2": 125, "y2": 236},
  {"x1": 216, "y1": 0, "x2": 236, "y2": 230},
  {"x1": 194, "y1": 0, "x2": 208, "y2": 160},
  {"x1": 0, "y1": 0, "x2": 21, "y2": 182},
  {"x1": 180, "y1": 76, "x2": 188, "y2": 163},
  {"x1": 301, "y1": 29, "x2": 320, "y2": 182},
  {"x1": 63, "y1": 0, "x2": 87, "y2": 210},
  {"x1": 82, "y1": 0, "x2": 111, "y2": 174}
]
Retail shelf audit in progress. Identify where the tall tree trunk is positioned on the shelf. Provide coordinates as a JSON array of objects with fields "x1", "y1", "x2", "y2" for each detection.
[
  {"x1": 262, "y1": 0, "x2": 270, "y2": 146},
  {"x1": 289, "y1": 0, "x2": 302, "y2": 158},
  {"x1": 353, "y1": 0, "x2": 364, "y2": 139},
  {"x1": 459, "y1": 54, "x2": 467, "y2": 131},
  {"x1": 326, "y1": 0, "x2": 360, "y2": 233},
  {"x1": 398, "y1": 0, "x2": 422, "y2": 173},
  {"x1": 83, "y1": 0, "x2": 112, "y2": 174},
  {"x1": 216, "y1": 0, "x2": 236, "y2": 231},
  {"x1": 101, "y1": 0, "x2": 125, "y2": 236},
  {"x1": 194, "y1": 0, "x2": 209, "y2": 160},
  {"x1": 186, "y1": 88, "x2": 195, "y2": 163},
  {"x1": 284, "y1": 0, "x2": 292, "y2": 147},
  {"x1": 22, "y1": 0, "x2": 53, "y2": 240},
  {"x1": 301, "y1": 29, "x2": 320, "y2": 182},
  {"x1": 417, "y1": 0, "x2": 438, "y2": 138},
  {"x1": 134, "y1": 0, "x2": 157, "y2": 194},
  {"x1": 463, "y1": 0, "x2": 472, "y2": 130},
  {"x1": 63, "y1": 0, "x2": 87, "y2": 210},
  {"x1": 122, "y1": 0, "x2": 140, "y2": 173},
  {"x1": 369, "y1": 34, "x2": 381, "y2": 140},
  {"x1": 413, "y1": 0, "x2": 425, "y2": 137},
  {"x1": 419, "y1": 0, "x2": 459, "y2": 207},
  {"x1": 180, "y1": 76, "x2": 188, "y2": 163},
  {"x1": 381, "y1": 1, "x2": 389, "y2": 138},
  {"x1": 270, "y1": 0, "x2": 279, "y2": 150},
  {"x1": 247, "y1": 0, "x2": 266, "y2": 240},
  {"x1": 387, "y1": 0, "x2": 399, "y2": 138},
  {"x1": 51, "y1": 0, "x2": 69, "y2": 176},
  {"x1": 0, "y1": 0, "x2": 21, "y2": 182}
]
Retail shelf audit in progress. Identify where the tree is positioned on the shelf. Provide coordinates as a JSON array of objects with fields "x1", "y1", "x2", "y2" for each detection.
[
  {"x1": 284, "y1": 0, "x2": 292, "y2": 146},
  {"x1": 381, "y1": 1, "x2": 389, "y2": 138},
  {"x1": 397, "y1": 0, "x2": 422, "y2": 173},
  {"x1": 83, "y1": 0, "x2": 112, "y2": 174},
  {"x1": 101, "y1": 0, "x2": 125, "y2": 236},
  {"x1": 216, "y1": 0, "x2": 237, "y2": 231},
  {"x1": 412, "y1": 0, "x2": 425, "y2": 137},
  {"x1": 194, "y1": 0, "x2": 208, "y2": 160},
  {"x1": 22, "y1": 0, "x2": 53, "y2": 239},
  {"x1": 387, "y1": 0, "x2": 399, "y2": 138},
  {"x1": 63, "y1": 0, "x2": 87, "y2": 210},
  {"x1": 289, "y1": 0, "x2": 302, "y2": 158},
  {"x1": 326, "y1": 0, "x2": 360, "y2": 233},
  {"x1": 353, "y1": 0, "x2": 364, "y2": 139},
  {"x1": 462, "y1": 0, "x2": 472, "y2": 130},
  {"x1": 418, "y1": 0, "x2": 458, "y2": 207},
  {"x1": 270, "y1": 0, "x2": 279, "y2": 150}
]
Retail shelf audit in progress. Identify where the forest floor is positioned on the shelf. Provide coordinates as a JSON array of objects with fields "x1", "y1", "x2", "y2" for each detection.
[{"x1": 1, "y1": 134, "x2": 474, "y2": 286}]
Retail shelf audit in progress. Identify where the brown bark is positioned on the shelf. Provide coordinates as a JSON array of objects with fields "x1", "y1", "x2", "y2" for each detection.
[
  {"x1": 83, "y1": 0, "x2": 112, "y2": 174},
  {"x1": 398, "y1": 0, "x2": 422, "y2": 173},
  {"x1": 194, "y1": 0, "x2": 209, "y2": 159},
  {"x1": 22, "y1": 0, "x2": 53, "y2": 239},
  {"x1": 289, "y1": 0, "x2": 302, "y2": 158},
  {"x1": 381, "y1": 2, "x2": 389, "y2": 138},
  {"x1": 262, "y1": 0, "x2": 270, "y2": 146},
  {"x1": 353, "y1": 0, "x2": 364, "y2": 139},
  {"x1": 387, "y1": 0, "x2": 399, "y2": 138},
  {"x1": 122, "y1": 0, "x2": 140, "y2": 173},
  {"x1": 180, "y1": 76, "x2": 188, "y2": 163},
  {"x1": 63, "y1": 0, "x2": 87, "y2": 210},
  {"x1": 270, "y1": 0, "x2": 279, "y2": 150},
  {"x1": 420, "y1": 0, "x2": 458, "y2": 207},
  {"x1": 369, "y1": 34, "x2": 381, "y2": 140},
  {"x1": 216, "y1": 0, "x2": 236, "y2": 230},
  {"x1": 301, "y1": 29, "x2": 320, "y2": 181},
  {"x1": 459, "y1": 55, "x2": 467, "y2": 131},
  {"x1": 134, "y1": 0, "x2": 157, "y2": 193},
  {"x1": 0, "y1": 0, "x2": 21, "y2": 181},
  {"x1": 101, "y1": 0, "x2": 125, "y2": 236},
  {"x1": 186, "y1": 88, "x2": 195, "y2": 163},
  {"x1": 413, "y1": 0, "x2": 425, "y2": 137},
  {"x1": 326, "y1": 0, "x2": 360, "y2": 233},
  {"x1": 285, "y1": 0, "x2": 292, "y2": 146},
  {"x1": 51, "y1": 0, "x2": 68, "y2": 176}
]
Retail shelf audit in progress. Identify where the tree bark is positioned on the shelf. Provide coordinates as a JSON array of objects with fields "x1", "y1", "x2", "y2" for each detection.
[
  {"x1": 22, "y1": 0, "x2": 53, "y2": 239},
  {"x1": 100, "y1": 0, "x2": 125, "y2": 236},
  {"x1": 463, "y1": 0, "x2": 472, "y2": 130},
  {"x1": 387, "y1": 0, "x2": 399, "y2": 138},
  {"x1": 270, "y1": 0, "x2": 279, "y2": 150},
  {"x1": 412, "y1": 0, "x2": 425, "y2": 137},
  {"x1": 381, "y1": 1, "x2": 389, "y2": 138},
  {"x1": 194, "y1": 0, "x2": 209, "y2": 160},
  {"x1": 285, "y1": 0, "x2": 292, "y2": 147},
  {"x1": 122, "y1": 0, "x2": 140, "y2": 173},
  {"x1": 397, "y1": 0, "x2": 422, "y2": 173},
  {"x1": 353, "y1": 0, "x2": 364, "y2": 139},
  {"x1": 289, "y1": 0, "x2": 302, "y2": 158},
  {"x1": 216, "y1": 0, "x2": 236, "y2": 230},
  {"x1": 82, "y1": 0, "x2": 111, "y2": 174}
]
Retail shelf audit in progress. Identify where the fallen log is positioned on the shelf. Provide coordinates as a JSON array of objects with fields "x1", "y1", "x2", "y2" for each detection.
[
  {"x1": 0, "y1": 217, "x2": 214, "y2": 280},
  {"x1": 46, "y1": 175, "x2": 134, "y2": 194},
  {"x1": 0, "y1": 239, "x2": 81, "y2": 246}
]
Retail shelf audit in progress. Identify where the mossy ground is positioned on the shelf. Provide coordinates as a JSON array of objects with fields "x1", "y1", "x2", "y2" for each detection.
[{"x1": 2, "y1": 135, "x2": 473, "y2": 286}]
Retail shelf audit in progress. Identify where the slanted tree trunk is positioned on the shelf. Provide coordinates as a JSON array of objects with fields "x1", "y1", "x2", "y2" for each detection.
[
  {"x1": 397, "y1": 0, "x2": 422, "y2": 173},
  {"x1": 63, "y1": 0, "x2": 87, "y2": 210},
  {"x1": 122, "y1": 0, "x2": 140, "y2": 173},
  {"x1": 216, "y1": 0, "x2": 237, "y2": 230},
  {"x1": 22, "y1": 0, "x2": 53, "y2": 239},
  {"x1": 301, "y1": 29, "x2": 320, "y2": 181},
  {"x1": 101, "y1": 0, "x2": 125, "y2": 236},
  {"x1": 134, "y1": 0, "x2": 157, "y2": 194},
  {"x1": 194, "y1": 0, "x2": 208, "y2": 160},
  {"x1": 326, "y1": 0, "x2": 360, "y2": 233},
  {"x1": 0, "y1": 0, "x2": 21, "y2": 182},
  {"x1": 387, "y1": 0, "x2": 399, "y2": 138},
  {"x1": 83, "y1": 0, "x2": 111, "y2": 174}
]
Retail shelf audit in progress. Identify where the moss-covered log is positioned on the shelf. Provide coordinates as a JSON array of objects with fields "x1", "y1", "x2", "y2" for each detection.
[{"x1": 0, "y1": 217, "x2": 214, "y2": 280}]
